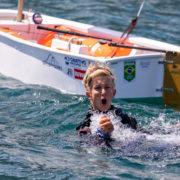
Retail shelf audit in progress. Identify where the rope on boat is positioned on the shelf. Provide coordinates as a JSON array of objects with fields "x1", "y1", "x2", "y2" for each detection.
[
  {"x1": 37, "y1": 26, "x2": 112, "y2": 42},
  {"x1": 110, "y1": 0, "x2": 145, "y2": 58},
  {"x1": 120, "y1": 0, "x2": 145, "y2": 43}
]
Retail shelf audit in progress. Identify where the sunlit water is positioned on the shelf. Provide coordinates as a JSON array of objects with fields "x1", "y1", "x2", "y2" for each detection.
[{"x1": 0, "y1": 0, "x2": 180, "y2": 179}]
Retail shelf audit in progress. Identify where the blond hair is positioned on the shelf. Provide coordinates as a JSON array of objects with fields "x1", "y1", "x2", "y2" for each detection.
[{"x1": 83, "y1": 62, "x2": 115, "y2": 91}]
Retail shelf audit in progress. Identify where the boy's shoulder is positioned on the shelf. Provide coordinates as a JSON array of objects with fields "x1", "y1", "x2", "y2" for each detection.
[
  {"x1": 76, "y1": 106, "x2": 93, "y2": 131},
  {"x1": 110, "y1": 105, "x2": 137, "y2": 130},
  {"x1": 109, "y1": 104, "x2": 124, "y2": 116}
]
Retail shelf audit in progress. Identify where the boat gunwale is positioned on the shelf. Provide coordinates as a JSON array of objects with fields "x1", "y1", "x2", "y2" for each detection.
[{"x1": 0, "y1": 29, "x2": 165, "y2": 64}]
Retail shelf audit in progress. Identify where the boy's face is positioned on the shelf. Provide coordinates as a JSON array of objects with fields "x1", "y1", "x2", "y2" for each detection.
[{"x1": 86, "y1": 75, "x2": 116, "y2": 112}]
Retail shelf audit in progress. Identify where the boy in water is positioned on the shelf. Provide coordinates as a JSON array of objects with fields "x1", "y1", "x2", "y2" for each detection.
[
  {"x1": 76, "y1": 63, "x2": 180, "y2": 152},
  {"x1": 76, "y1": 63, "x2": 137, "y2": 141}
]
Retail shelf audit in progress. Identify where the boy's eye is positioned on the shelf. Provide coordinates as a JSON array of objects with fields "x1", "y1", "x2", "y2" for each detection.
[
  {"x1": 95, "y1": 86, "x2": 101, "y2": 90},
  {"x1": 94, "y1": 86, "x2": 111, "y2": 91}
]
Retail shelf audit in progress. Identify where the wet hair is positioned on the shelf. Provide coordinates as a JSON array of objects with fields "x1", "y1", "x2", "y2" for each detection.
[{"x1": 83, "y1": 62, "x2": 115, "y2": 91}]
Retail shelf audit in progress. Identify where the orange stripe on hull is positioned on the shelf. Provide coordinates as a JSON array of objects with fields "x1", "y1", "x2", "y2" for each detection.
[{"x1": 0, "y1": 28, "x2": 26, "y2": 40}]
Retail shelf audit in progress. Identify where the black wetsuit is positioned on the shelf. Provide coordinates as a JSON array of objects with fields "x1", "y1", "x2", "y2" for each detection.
[
  {"x1": 76, "y1": 105, "x2": 139, "y2": 149},
  {"x1": 76, "y1": 105, "x2": 138, "y2": 138},
  {"x1": 76, "y1": 105, "x2": 178, "y2": 151}
]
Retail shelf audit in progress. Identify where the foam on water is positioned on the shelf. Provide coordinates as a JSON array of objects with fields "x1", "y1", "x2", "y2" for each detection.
[{"x1": 90, "y1": 111, "x2": 180, "y2": 148}]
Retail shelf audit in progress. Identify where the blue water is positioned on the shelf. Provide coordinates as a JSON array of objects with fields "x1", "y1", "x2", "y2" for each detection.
[{"x1": 1, "y1": 0, "x2": 180, "y2": 179}]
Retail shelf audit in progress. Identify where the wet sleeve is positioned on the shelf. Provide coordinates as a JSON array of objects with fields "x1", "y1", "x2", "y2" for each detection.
[
  {"x1": 115, "y1": 108, "x2": 137, "y2": 130},
  {"x1": 76, "y1": 112, "x2": 92, "y2": 135}
]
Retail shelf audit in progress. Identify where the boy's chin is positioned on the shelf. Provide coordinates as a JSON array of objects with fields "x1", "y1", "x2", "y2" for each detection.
[{"x1": 99, "y1": 104, "x2": 111, "y2": 112}]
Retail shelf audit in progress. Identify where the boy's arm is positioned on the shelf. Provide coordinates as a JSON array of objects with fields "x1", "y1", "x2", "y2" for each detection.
[
  {"x1": 76, "y1": 114, "x2": 113, "y2": 139},
  {"x1": 115, "y1": 108, "x2": 138, "y2": 130},
  {"x1": 76, "y1": 112, "x2": 92, "y2": 136}
]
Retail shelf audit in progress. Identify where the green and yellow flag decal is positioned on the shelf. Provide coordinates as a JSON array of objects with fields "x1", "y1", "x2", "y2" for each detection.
[{"x1": 124, "y1": 61, "x2": 136, "y2": 82}]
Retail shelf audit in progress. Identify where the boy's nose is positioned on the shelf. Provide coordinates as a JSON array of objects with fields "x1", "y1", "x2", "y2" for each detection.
[{"x1": 101, "y1": 88, "x2": 106, "y2": 94}]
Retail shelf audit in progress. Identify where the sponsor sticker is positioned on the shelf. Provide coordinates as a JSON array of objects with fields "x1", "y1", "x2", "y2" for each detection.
[
  {"x1": 74, "y1": 69, "x2": 86, "y2": 80},
  {"x1": 170, "y1": 70, "x2": 180, "y2": 74},
  {"x1": 140, "y1": 61, "x2": 151, "y2": 69},
  {"x1": 65, "y1": 56, "x2": 87, "y2": 67},
  {"x1": 67, "y1": 68, "x2": 73, "y2": 76},
  {"x1": 45, "y1": 54, "x2": 62, "y2": 71},
  {"x1": 124, "y1": 61, "x2": 136, "y2": 82}
]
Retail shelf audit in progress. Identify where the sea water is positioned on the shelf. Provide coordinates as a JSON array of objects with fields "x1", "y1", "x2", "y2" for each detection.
[{"x1": 0, "y1": 0, "x2": 180, "y2": 179}]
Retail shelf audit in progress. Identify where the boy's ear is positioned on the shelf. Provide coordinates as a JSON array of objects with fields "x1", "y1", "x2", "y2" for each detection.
[
  {"x1": 113, "y1": 89, "x2": 116, "y2": 97},
  {"x1": 86, "y1": 91, "x2": 91, "y2": 99}
]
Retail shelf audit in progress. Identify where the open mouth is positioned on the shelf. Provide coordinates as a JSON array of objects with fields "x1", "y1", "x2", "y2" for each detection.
[{"x1": 101, "y1": 99, "x2": 107, "y2": 105}]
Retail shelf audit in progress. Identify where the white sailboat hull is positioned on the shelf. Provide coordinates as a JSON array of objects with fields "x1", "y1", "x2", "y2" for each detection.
[{"x1": 0, "y1": 9, "x2": 180, "y2": 101}]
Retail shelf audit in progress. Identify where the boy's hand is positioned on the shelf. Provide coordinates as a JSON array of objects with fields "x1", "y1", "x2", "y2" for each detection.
[{"x1": 99, "y1": 115, "x2": 114, "y2": 135}]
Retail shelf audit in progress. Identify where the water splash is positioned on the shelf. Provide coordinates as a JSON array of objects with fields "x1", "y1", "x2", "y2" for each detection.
[{"x1": 89, "y1": 111, "x2": 180, "y2": 158}]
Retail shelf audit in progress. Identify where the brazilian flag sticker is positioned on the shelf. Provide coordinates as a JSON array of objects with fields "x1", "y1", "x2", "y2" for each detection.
[{"x1": 124, "y1": 61, "x2": 136, "y2": 82}]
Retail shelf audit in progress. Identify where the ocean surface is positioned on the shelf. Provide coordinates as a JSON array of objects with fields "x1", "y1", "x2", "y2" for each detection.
[{"x1": 0, "y1": 0, "x2": 180, "y2": 179}]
